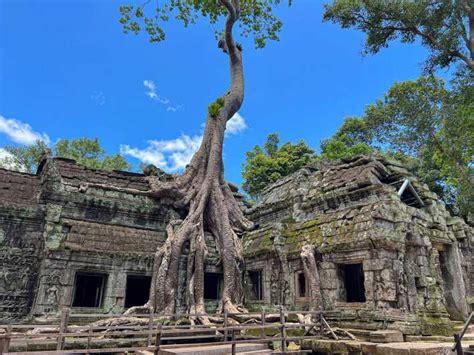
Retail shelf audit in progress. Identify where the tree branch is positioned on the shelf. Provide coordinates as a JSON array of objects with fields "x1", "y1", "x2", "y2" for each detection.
[
  {"x1": 218, "y1": 0, "x2": 244, "y2": 119},
  {"x1": 347, "y1": 7, "x2": 474, "y2": 70},
  {"x1": 464, "y1": 0, "x2": 474, "y2": 60}
]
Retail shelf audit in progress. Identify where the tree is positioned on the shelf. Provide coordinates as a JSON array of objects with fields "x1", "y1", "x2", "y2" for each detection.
[
  {"x1": 322, "y1": 75, "x2": 473, "y2": 217},
  {"x1": 323, "y1": 0, "x2": 473, "y2": 216},
  {"x1": 55, "y1": 138, "x2": 131, "y2": 171},
  {"x1": 118, "y1": 1, "x2": 290, "y2": 316},
  {"x1": 320, "y1": 117, "x2": 373, "y2": 160},
  {"x1": 0, "y1": 138, "x2": 131, "y2": 173},
  {"x1": 242, "y1": 133, "x2": 317, "y2": 199},
  {"x1": 323, "y1": 0, "x2": 474, "y2": 72},
  {"x1": 366, "y1": 76, "x2": 472, "y2": 215}
]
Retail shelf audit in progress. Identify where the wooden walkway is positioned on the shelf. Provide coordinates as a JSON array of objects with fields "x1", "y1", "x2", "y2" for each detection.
[{"x1": 0, "y1": 308, "x2": 326, "y2": 354}]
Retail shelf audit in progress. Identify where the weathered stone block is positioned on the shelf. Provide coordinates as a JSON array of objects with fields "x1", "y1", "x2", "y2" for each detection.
[{"x1": 369, "y1": 330, "x2": 404, "y2": 343}]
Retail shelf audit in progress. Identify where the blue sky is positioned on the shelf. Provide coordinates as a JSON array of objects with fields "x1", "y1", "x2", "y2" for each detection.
[{"x1": 0, "y1": 0, "x2": 439, "y2": 186}]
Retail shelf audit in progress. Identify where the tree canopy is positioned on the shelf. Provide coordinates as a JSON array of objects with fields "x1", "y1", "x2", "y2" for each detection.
[
  {"x1": 323, "y1": 0, "x2": 474, "y2": 72},
  {"x1": 242, "y1": 133, "x2": 316, "y2": 199},
  {"x1": 120, "y1": 0, "x2": 291, "y2": 48},
  {"x1": 0, "y1": 138, "x2": 131, "y2": 174},
  {"x1": 321, "y1": 0, "x2": 474, "y2": 217},
  {"x1": 320, "y1": 117, "x2": 374, "y2": 160}
]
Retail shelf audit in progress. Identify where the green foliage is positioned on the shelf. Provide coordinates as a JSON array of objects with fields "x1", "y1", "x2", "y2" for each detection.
[
  {"x1": 320, "y1": 117, "x2": 374, "y2": 160},
  {"x1": 320, "y1": 136, "x2": 373, "y2": 160},
  {"x1": 208, "y1": 97, "x2": 225, "y2": 117},
  {"x1": 0, "y1": 138, "x2": 132, "y2": 174},
  {"x1": 322, "y1": 74, "x2": 474, "y2": 218},
  {"x1": 119, "y1": 0, "x2": 291, "y2": 48},
  {"x1": 323, "y1": 0, "x2": 474, "y2": 72},
  {"x1": 242, "y1": 133, "x2": 317, "y2": 199},
  {"x1": 54, "y1": 138, "x2": 132, "y2": 171},
  {"x1": 364, "y1": 76, "x2": 451, "y2": 155}
]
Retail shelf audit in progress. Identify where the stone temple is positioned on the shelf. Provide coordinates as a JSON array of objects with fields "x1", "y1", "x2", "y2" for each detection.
[{"x1": 0, "y1": 154, "x2": 472, "y2": 336}]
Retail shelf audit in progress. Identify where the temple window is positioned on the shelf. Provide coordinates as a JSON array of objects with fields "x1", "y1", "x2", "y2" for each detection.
[{"x1": 72, "y1": 272, "x2": 106, "y2": 308}]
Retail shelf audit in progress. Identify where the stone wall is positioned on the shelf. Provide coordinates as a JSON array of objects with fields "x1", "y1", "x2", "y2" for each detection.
[
  {"x1": 0, "y1": 153, "x2": 471, "y2": 328},
  {"x1": 0, "y1": 158, "x2": 182, "y2": 320},
  {"x1": 32, "y1": 158, "x2": 181, "y2": 317},
  {"x1": 0, "y1": 169, "x2": 45, "y2": 320},
  {"x1": 243, "y1": 155, "x2": 473, "y2": 335}
]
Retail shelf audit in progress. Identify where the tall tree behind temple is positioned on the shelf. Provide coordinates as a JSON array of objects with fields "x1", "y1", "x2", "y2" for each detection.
[
  {"x1": 323, "y1": 0, "x2": 474, "y2": 217},
  {"x1": 322, "y1": 75, "x2": 474, "y2": 218},
  {"x1": 242, "y1": 133, "x2": 317, "y2": 200},
  {"x1": 0, "y1": 138, "x2": 131, "y2": 173}
]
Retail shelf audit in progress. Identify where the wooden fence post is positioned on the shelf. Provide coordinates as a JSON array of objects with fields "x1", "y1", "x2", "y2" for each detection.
[
  {"x1": 86, "y1": 324, "x2": 92, "y2": 354},
  {"x1": 260, "y1": 310, "x2": 265, "y2": 339},
  {"x1": 280, "y1": 306, "x2": 287, "y2": 353},
  {"x1": 319, "y1": 311, "x2": 323, "y2": 336},
  {"x1": 0, "y1": 325, "x2": 11, "y2": 355},
  {"x1": 224, "y1": 310, "x2": 228, "y2": 340},
  {"x1": 231, "y1": 329, "x2": 236, "y2": 355},
  {"x1": 154, "y1": 321, "x2": 162, "y2": 355},
  {"x1": 57, "y1": 307, "x2": 70, "y2": 351},
  {"x1": 147, "y1": 309, "x2": 154, "y2": 347},
  {"x1": 454, "y1": 333, "x2": 464, "y2": 355}
]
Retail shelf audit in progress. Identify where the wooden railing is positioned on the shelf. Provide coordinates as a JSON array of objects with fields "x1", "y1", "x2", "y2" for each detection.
[
  {"x1": 453, "y1": 312, "x2": 474, "y2": 355},
  {"x1": 0, "y1": 307, "x2": 333, "y2": 354}
]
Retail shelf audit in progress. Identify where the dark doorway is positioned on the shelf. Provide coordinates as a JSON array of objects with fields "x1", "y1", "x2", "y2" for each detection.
[
  {"x1": 297, "y1": 272, "x2": 306, "y2": 298},
  {"x1": 343, "y1": 264, "x2": 366, "y2": 302},
  {"x1": 72, "y1": 273, "x2": 106, "y2": 308},
  {"x1": 438, "y1": 250, "x2": 451, "y2": 288},
  {"x1": 204, "y1": 273, "x2": 222, "y2": 300},
  {"x1": 248, "y1": 271, "x2": 263, "y2": 300},
  {"x1": 125, "y1": 275, "x2": 152, "y2": 308}
]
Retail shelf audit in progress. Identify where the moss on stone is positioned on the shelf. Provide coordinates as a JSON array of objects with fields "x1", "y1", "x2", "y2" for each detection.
[{"x1": 418, "y1": 315, "x2": 453, "y2": 336}]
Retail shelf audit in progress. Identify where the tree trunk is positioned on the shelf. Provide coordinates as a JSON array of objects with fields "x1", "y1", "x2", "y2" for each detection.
[
  {"x1": 144, "y1": 0, "x2": 254, "y2": 316},
  {"x1": 300, "y1": 245, "x2": 322, "y2": 311}
]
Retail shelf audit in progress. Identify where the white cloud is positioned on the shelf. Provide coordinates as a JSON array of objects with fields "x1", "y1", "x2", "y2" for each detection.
[
  {"x1": 144, "y1": 80, "x2": 170, "y2": 104},
  {"x1": 166, "y1": 105, "x2": 183, "y2": 112},
  {"x1": 0, "y1": 115, "x2": 50, "y2": 145},
  {"x1": 226, "y1": 112, "x2": 247, "y2": 135},
  {"x1": 143, "y1": 79, "x2": 183, "y2": 112},
  {"x1": 120, "y1": 112, "x2": 246, "y2": 173},
  {"x1": 120, "y1": 135, "x2": 202, "y2": 172}
]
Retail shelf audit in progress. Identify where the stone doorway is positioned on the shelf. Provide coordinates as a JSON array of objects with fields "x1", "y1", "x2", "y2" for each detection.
[
  {"x1": 204, "y1": 272, "x2": 222, "y2": 300},
  {"x1": 248, "y1": 270, "x2": 263, "y2": 300},
  {"x1": 342, "y1": 264, "x2": 366, "y2": 303},
  {"x1": 125, "y1": 275, "x2": 151, "y2": 308}
]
